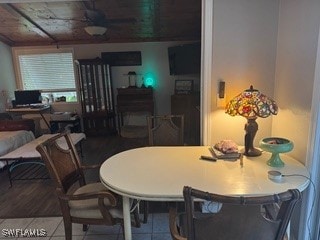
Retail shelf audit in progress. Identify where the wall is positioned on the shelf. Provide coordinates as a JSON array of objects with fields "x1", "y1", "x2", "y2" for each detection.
[
  {"x1": 0, "y1": 42, "x2": 16, "y2": 112},
  {"x1": 273, "y1": 0, "x2": 320, "y2": 163},
  {"x1": 10, "y1": 41, "x2": 199, "y2": 120},
  {"x1": 273, "y1": 0, "x2": 320, "y2": 238},
  {"x1": 71, "y1": 41, "x2": 200, "y2": 117},
  {"x1": 210, "y1": 0, "x2": 280, "y2": 146},
  {"x1": 8, "y1": 41, "x2": 199, "y2": 128}
]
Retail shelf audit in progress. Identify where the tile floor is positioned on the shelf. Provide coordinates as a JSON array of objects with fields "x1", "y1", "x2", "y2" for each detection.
[{"x1": 0, "y1": 213, "x2": 171, "y2": 240}]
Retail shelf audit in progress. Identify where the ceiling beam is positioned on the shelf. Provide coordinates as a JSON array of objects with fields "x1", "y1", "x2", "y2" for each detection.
[
  {"x1": 0, "y1": 33, "x2": 14, "y2": 46},
  {"x1": 1, "y1": 3, "x2": 58, "y2": 43}
]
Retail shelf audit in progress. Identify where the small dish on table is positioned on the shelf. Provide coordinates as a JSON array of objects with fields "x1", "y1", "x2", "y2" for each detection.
[{"x1": 259, "y1": 137, "x2": 293, "y2": 167}]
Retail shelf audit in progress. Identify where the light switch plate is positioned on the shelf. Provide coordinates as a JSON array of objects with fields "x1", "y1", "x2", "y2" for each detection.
[{"x1": 218, "y1": 81, "x2": 225, "y2": 98}]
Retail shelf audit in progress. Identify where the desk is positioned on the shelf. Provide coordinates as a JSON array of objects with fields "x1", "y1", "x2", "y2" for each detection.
[
  {"x1": 6, "y1": 105, "x2": 51, "y2": 130},
  {"x1": 100, "y1": 146, "x2": 309, "y2": 240},
  {"x1": 0, "y1": 133, "x2": 86, "y2": 186}
]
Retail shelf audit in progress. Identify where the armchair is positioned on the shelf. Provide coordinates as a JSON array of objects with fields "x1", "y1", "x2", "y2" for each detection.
[{"x1": 36, "y1": 132, "x2": 140, "y2": 240}]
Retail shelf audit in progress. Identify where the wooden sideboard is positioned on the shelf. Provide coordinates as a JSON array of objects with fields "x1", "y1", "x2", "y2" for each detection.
[{"x1": 116, "y1": 88, "x2": 154, "y2": 130}]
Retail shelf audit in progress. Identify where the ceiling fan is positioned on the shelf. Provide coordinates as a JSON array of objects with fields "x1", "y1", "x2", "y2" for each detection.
[{"x1": 45, "y1": 1, "x2": 136, "y2": 36}]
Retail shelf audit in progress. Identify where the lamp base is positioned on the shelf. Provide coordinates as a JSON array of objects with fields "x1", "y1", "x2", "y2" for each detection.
[
  {"x1": 244, "y1": 147, "x2": 262, "y2": 157},
  {"x1": 244, "y1": 118, "x2": 261, "y2": 157}
]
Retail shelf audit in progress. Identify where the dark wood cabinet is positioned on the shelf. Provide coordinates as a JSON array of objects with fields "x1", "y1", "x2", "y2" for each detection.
[
  {"x1": 116, "y1": 88, "x2": 154, "y2": 135},
  {"x1": 171, "y1": 93, "x2": 200, "y2": 145},
  {"x1": 117, "y1": 88, "x2": 154, "y2": 114}
]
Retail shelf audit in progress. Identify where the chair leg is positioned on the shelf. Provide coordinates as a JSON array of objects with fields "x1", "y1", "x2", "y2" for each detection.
[
  {"x1": 82, "y1": 224, "x2": 88, "y2": 232},
  {"x1": 63, "y1": 218, "x2": 72, "y2": 240},
  {"x1": 131, "y1": 200, "x2": 141, "y2": 228},
  {"x1": 143, "y1": 201, "x2": 149, "y2": 223},
  {"x1": 120, "y1": 224, "x2": 125, "y2": 239}
]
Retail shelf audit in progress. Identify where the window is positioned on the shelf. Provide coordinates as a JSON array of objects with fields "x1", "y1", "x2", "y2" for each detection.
[{"x1": 13, "y1": 48, "x2": 77, "y2": 103}]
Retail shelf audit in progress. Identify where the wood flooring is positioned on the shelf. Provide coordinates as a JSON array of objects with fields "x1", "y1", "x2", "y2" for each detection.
[{"x1": 0, "y1": 135, "x2": 149, "y2": 218}]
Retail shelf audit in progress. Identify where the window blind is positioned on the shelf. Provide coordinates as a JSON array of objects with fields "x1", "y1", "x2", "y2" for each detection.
[{"x1": 18, "y1": 52, "x2": 76, "y2": 91}]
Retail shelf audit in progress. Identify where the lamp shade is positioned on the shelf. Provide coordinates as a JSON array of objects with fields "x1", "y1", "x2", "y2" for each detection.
[
  {"x1": 84, "y1": 26, "x2": 107, "y2": 36},
  {"x1": 225, "y1": 85, "x2": 278, "y2": 157},
  {"x1": 225, "y1": 85, "x2": 278, "y2": 119}
]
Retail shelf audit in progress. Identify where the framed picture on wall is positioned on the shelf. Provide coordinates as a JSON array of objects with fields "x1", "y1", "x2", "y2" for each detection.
[
  {"x1": 175, "y1": 80, "x2": 194, "y2": 94},
  {"x1": 101, "y1": 51, "x2": 142, "y2": 66}
]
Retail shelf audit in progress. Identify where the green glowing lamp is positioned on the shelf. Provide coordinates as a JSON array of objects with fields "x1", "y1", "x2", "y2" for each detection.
[{"x1": 143, "y1": 76, "x2": 154, "y2": 88}]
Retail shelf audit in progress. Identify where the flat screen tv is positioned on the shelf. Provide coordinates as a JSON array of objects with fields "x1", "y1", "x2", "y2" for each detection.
[
  {"x1": 168, "y1": 43, "x2": 201, "y2": 75},
  {"x1": 14, "y1": 90, "x2": 42, "y2": 106}
]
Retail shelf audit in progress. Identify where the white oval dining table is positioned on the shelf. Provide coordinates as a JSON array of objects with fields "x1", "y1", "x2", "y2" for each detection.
[{"x1": 100, "y1": 146, "x2": 309, "y2": 240}]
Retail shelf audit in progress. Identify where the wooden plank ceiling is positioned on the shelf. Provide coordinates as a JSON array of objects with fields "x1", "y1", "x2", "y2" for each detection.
[{"x1": 0, "y1": 0, "x2": 201, "y2": 46}]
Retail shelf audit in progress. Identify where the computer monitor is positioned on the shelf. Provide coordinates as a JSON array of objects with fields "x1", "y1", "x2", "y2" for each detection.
[{"x1": 14, "y1": 90, "x2": 42, "y2": 106}]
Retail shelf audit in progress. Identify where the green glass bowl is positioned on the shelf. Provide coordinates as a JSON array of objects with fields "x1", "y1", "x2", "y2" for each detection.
[{"x1": 259, "y1": 137, "x2": 294, "y2": 167}]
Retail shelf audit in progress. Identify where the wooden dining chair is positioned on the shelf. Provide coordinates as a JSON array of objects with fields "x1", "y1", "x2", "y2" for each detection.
[
  {"x1": 147, "y1": 115, "x2": 184, "y2": 146},
  {"x1": 169, "y1": 186, "x2": 301, "y2": 240},
  {"x1": 142, "y1": 115, "x2": 185, "y2": 223},
  {"x1": 36, "y1": 132, "x2": 141, "y2": 240}
]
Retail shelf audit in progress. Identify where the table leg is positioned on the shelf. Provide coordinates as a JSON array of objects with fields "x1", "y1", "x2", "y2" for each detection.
[
  {"x1": 122, "y1": 196, "x2": 132, "y2": 240},
  {"x1": 6, "y1": 160, "x2": 12, "y2": 188},
  {"x1": 39, "y1": 111, "x2": 51, "y2": 131}
]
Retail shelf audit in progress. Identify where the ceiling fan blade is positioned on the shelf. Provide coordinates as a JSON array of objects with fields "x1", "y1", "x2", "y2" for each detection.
[
  {"x1": 106, "y1": 24, "x2": 121, "y2": 30},
  {"x1": 38, "y1": 16, "x2": 87, "y2": 22},
  {"x1": 106, "y1": 18, "x2": 137, "y2": 24},
  {"x1": 85, "y1": 9, "x2": 105, "y2": 22}
]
